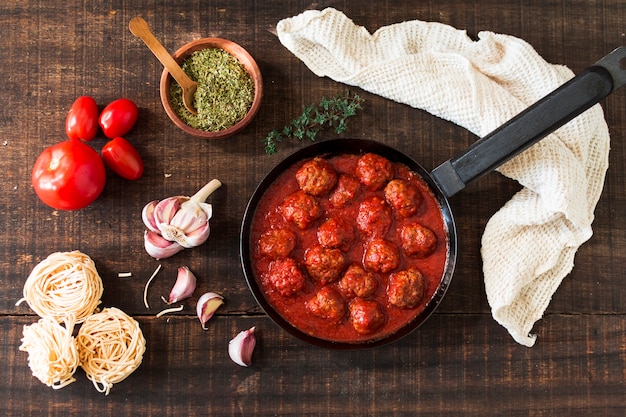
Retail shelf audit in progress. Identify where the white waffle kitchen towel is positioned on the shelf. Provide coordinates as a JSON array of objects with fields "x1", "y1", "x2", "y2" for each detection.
[{"x1": 276, "y1": 8, "x2": 610, "y2": 346}]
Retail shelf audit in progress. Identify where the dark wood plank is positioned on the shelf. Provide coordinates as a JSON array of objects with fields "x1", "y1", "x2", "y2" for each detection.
[
  {"x1": 1, "y1": 0, "x2": 624, "y2": 415},
  {"x1": 3, "y1": 314, "x2": 625, "y2": 416}
]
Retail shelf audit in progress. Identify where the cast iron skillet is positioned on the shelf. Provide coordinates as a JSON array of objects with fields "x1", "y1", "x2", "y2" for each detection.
[{"x1": 240, "y1": 47, "x2": 626, "y2": 349}]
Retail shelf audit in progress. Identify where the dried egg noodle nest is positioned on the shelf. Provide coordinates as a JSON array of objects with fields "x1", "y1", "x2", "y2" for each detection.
[
  {"x1": 19, "y1": 314, "x2": 79, "y2": 389},
  {"x1": 76, "y1": 307, "x2": 146, "y2": 395},
  {"x1": 18, "y1": 251, "x2": 103, "y2": 323}
]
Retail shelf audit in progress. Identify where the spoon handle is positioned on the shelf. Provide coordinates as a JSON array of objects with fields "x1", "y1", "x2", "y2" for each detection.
[{"x1": 129, "y1": 17, "x2": 196, "y2": 89}]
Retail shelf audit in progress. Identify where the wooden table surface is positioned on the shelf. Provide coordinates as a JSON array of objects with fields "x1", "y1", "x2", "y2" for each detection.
[{"x1": 1, "y1": 1, "x2": 625, "y2": 416}]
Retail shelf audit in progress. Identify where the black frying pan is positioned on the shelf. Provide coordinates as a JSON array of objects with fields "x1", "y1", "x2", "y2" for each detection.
[{"x1": 240, "y1": 47, "x2": 626, "y2": 349}]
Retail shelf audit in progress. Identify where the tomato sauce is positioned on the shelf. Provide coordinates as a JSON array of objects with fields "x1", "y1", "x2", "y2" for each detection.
[{"x1": 249, "y1": 153, "x2": 448, "y2": 343}]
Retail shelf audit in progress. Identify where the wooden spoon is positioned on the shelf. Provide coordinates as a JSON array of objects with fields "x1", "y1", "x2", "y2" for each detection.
[{"x1": 129, "y1": 16, "x2": 198, "y2": 115}]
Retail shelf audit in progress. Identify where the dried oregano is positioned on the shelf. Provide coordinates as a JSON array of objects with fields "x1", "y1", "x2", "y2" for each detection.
[
  {"x1": 264, "y1": 92, "x2": 364, "y2": 155},
  {"x1": 170, "y1": 48, "x2": 254, "y2": 132}
]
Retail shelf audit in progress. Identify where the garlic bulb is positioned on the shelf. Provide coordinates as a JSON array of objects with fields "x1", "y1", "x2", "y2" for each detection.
[
  {"x1": 142, "y1": 179, "x2": 222, "y2": 259},
  {"x1": 228, "y1": 327, "x2": 256, "y2": 367}
]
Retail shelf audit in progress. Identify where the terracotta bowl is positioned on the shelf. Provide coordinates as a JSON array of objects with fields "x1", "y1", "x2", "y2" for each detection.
[{"x1": 159, "y1": 37, "x2": 263, "y2": 139}]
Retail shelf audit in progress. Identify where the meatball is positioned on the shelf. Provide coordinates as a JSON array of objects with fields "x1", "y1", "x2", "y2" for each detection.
[
  {"x1": 387, "y1": 268, "x2": 425, "y2": 309},
  {"x1": 296, "y1": 157, "x2": 338, "y2": 197},
  {"x1": 349, "y1": 298, "x2": 386, "y2": 334},
  {"x1": 329, "y1": 174, "x2": 361, "y2": 208},
  {"x1": 304, "y1": 245, "x2": 346, "y2": 285},
  {"x1": 259, "y1": 228, "x2": 297, "y2": 259},
  {"x1": 355, "y1": 153, "x2": 394, "y2": 190},
  {"x1": 401, "y1": 222, "x2": 437, "y2": 258},
  {"x1": 264, "y1": 258, "x2": 306, "y2": 297},
  {"x1": 279, "y1": 190, "x2": 322, "y2": 229},
  {"x1": 306, "y1": 286, "x2": 346, "y2": 323},
  {"x1": 338, "y1": 264, "x2": 379, "y2": 298},
  {"x1": 317, "y1": 217, "x2": 356, "y2": 252},
  {"x1": 363, "y1": 239, "x2": 400, "y2": 273},
  {"x1": 384, "y1": 179, "x2": 423, "y2": 217},
  {"x1": 356, "y1": 197, "x2": 392, "y2": 237}
]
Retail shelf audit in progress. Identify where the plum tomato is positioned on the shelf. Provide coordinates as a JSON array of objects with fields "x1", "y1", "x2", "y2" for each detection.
[
  {"x1": 65, "y1": 96, "x2": 99, "y2": 141},
  {"x1": 32, "y1": 139, "x2": 106, "y2": 210},
  {"x1": 101, "y1": 137, "x2": 144, "y2": 180},
  {"x1": 98, "y1": 98, "x2": 139, "y2": 138}
]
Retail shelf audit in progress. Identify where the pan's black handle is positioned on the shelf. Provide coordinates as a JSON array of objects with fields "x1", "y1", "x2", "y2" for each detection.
[{"x1": 431, "y1": 46, "x2": 626, "y2": 198}]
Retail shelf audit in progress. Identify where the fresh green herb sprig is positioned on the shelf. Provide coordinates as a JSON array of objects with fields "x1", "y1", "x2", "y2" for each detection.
[{"x1": 264, "y1": 92, "x2": 364, "y2": 155}]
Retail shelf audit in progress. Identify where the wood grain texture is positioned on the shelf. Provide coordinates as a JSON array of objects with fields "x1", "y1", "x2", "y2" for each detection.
[{"x1": 0, "y1": 0, "x2": 624, "y2": 415}]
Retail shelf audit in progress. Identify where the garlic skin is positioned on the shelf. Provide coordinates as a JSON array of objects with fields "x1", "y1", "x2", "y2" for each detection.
[
  {"x1": 228, "y1": 327, "x2": 256, "y2": 367},
  {"x1": 164, "y1": 266, "x2": 197, "y2": 305},
  {"x1": 142, "y1": 179, "x2": 222, "y2": 259},
  {"x1": 196, "y1": 292, "x2": 224, "y2": 330}
]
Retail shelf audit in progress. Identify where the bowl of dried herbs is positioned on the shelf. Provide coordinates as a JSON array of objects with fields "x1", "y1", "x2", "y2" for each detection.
[{"x1": 160, "y1": 38, "x2": 263, "y2": 138}]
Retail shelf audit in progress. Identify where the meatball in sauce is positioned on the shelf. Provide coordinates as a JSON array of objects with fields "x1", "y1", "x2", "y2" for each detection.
[
  {"x1": 329, "y1": 174, "x2": 361, "y2": 208},
  {"x1": 338, "y1": 264, "x2": 379, "y2": 299},
  {"x1": 363, "y1": 239, "x2": 400, "y2": 274},
  {"x1": 259, "y1": 228, "x2": 297, "y2": 259},
  {"x1": 349, "y1": 298, "x2": 386, "y2": 334},
  {"x1": 355, "y1": 153, "x2": 394, "y2": 190},
  {"x1": 387, "y1": 268, "x2": 426, "y2": 309},
  {"x1": 356, "y1": 197, "x2": 392, "y2": 237},
  {"x1": 279, "y1": 190, "x2": 322, "y2": 230},
  {"x1": 296, "y1": 157, "x2": 338, "y2": 197},
  {"x1": 401, "y1": 223, "x2": 437, "y2": 258},
  {"x1": 306, "y1": 286, "x2": 346, "y2": 323},
  {"x1": 317, "y1": 217, "x2": 356, "y2": 252},
  {"x1": 304, "y1": 245, "x2": 346, "y2": 285},
  {"x1": 264, "y1": 258, "x2": 306, "y2": 297},
  {"x1": 384, "y1": 179, "x2": 423, "y2": 217}
]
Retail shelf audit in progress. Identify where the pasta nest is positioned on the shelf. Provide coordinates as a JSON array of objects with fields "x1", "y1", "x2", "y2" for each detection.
[
  {"x1": 19, "y1": 314, "x2": 79, "y2": 389},
  {"x1": 20, "y1": 251, "x2": 103, "y2": 323},
  {"x1": 76, "y1": 307, "x2": 147, "y2": 395}
]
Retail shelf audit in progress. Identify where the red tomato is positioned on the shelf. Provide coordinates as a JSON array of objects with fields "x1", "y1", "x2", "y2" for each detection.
[
  {"x1": 101, "y1": 137, "x2": 144, "y2": 180},
  {"x1": 98, "y1": 98, "x2": 139, "y2": 138},
  {"x1": 65, "y1": 96, "x2": 99, "y2": 141},
  {"x1": 32, "y1": 140, "x2": 106, "y2": 210}
]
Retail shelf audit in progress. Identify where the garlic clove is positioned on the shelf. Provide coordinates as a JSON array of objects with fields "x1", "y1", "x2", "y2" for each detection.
[
  {"x1": 179, "y1": 223, "x2": 211, "y2": 248},
  {"x1": 144, "y1": 231, "x2": 184, "y2": 259},
  {"x1": 165, "y1": 266, "x2": 197, "y2": 304},
  {"x1": 153, "y1": 197, "x2": 181, "y2": 227},
  {"x1": 141, "y1": 201, "x2": 160, "y2": 233},
  {"x1": 196, "y1": 292, "x2": 224, "y2": 330},
  {"x1": 170, "y1": 201, "x2": 212, "y2": 233},
  {"x1": 228, "y1": 326, "x2": 256, "y2": 367}
]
